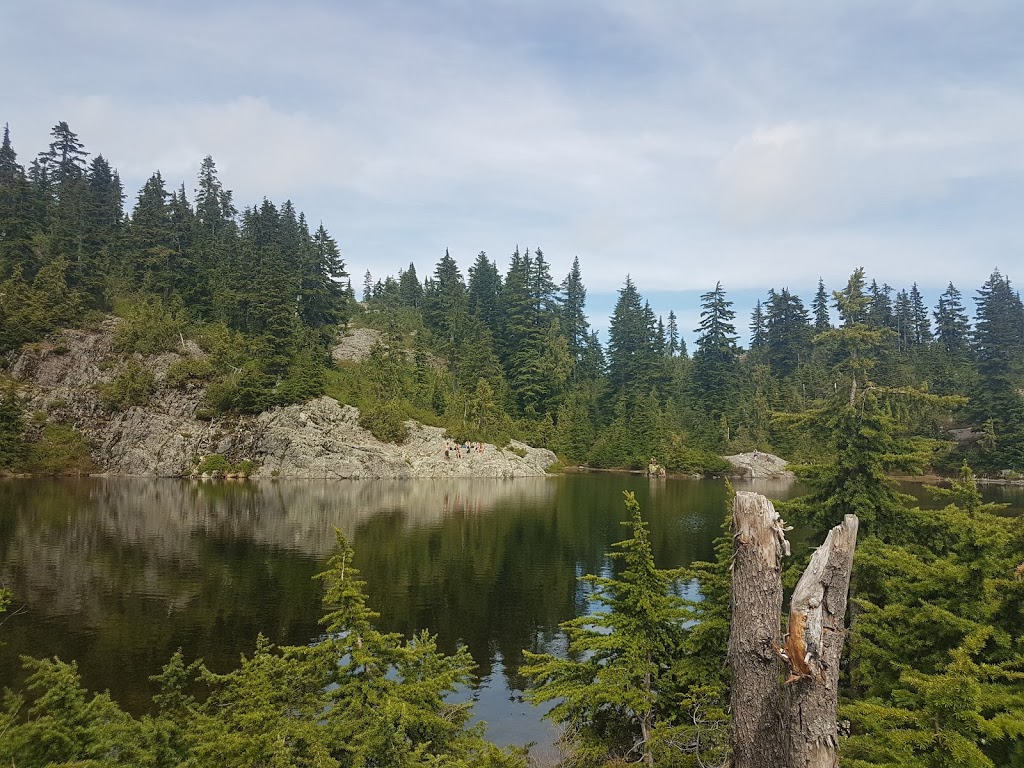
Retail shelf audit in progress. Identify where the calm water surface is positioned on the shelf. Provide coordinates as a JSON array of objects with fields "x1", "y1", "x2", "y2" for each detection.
[{"x1": 1, "y1": 475, "x2": 1021, "y2": 748}]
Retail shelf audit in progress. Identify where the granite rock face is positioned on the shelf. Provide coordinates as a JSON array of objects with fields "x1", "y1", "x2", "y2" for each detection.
[
  {"x1": 723, "y1": 451, "x2": 794, "y2": 479},
  {"x1": 7, "y1": 321, "x2": 557, "y2": 479}
]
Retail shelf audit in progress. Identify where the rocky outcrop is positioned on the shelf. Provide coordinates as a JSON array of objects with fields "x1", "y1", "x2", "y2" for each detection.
[
  {"x1": 7, "y1": 322, "x2": 557, "y2": 479},
  {"x1": 232, "y1": 397, "x2": 556, "y2": 480},
  {"x1": 331, "y1": 327, "x2": 384, "y2": 363},
  {"x1": 724, "y1": 451, "x2": 794, "y2": 479}
]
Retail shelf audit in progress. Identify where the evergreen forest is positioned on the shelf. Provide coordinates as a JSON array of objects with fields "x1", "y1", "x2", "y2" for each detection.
[{"x1": 2, "y1": 121, "x2": 1024, "y2": 767}]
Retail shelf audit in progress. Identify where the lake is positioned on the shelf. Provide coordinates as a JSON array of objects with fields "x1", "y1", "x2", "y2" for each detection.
[{"x1": 1, "y1": 474, "x2": 1021, "y2": 749}]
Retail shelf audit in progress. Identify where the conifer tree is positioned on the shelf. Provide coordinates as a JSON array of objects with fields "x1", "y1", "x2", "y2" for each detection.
[
  {"x1": 607, "y1": 275, "x2": 657, "y2": 398},
  {"x1": 749, "y1": 300, "x2": 767, "y2": 351},
  {"x1": 893, "y1": 288, "x2": 913, "y2": 352},
  {"x1": 363, "y1": 270, "x2": 373, "y2": 302},
  {"x1": 561, "y1": 256, "x2": 590, "y2": 367},
  {"x1": 83, "y1": 156, "x2": 123, "y2": 259},
  {"x1": 934, "y1": 282, "x2": 971, "y2": 355},
  {"x1": 812, "y1": 277, "x2": 832, "y2": 332},
  {"x1": 397, "y1": 262, "x2": 423, "y2": 308},
  {"x1": 467, "y1": 251, "x2": 501, "y2": 333},
  {"x1": 909, "y1": 282, "x2": 932, "y2": 344},
  {"x1": 666, "y1": 310, "x2": 680, "y2": 357},
  {"x1": 971, "y1": 270, "x2": 1024, "y2": 468},
  {"x1": 524, "y1": 492, "x2": 692, "y2": 765},
  {"x1": 316, "y1": 530, "x2": 495, "y2": 766},
  {"x1": 194, "y1": 155, "x2": 236, "y2": 237},
  {"x1": 128, "y1": 171, "x2": 175, "y2": 296},
  {"x1": 765, "y1": 287, "x2": 811, "y2": 378},
  {"x1": 298, "y1": 224, "x2": 348, "y2": 329},
  {"x1": 691, "y1": 282, "x2": 739, "y2": 434},
  {"x1": 0, "y1": 124, "x2": 40, "y2": 280},
  {"x1": 866, "y1": 279, "x2": 894, "y2": 331},
  {"x1": 834, "y1": 268, "x2": 869, "y2": 327}
]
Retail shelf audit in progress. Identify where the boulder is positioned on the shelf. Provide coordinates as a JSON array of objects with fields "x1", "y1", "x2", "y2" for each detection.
[{"x1": 723, "y1": 451, "x2": 794, "y2": 479}]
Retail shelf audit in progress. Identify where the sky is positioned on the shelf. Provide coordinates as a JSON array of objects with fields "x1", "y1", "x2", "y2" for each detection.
[{"x1": 4, "y1": 0, "x2": 1023, "y2": 345}]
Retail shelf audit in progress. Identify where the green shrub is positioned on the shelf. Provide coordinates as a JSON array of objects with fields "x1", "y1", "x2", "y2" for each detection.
[
  {"x1": 165, "y1": 356, "x2": 217, "y2": 389},
  {"x1": 98, "y1": 360, "x2": 155, "y2": 412},
  {"x1": 359, "y1": 402, "x2": 409, "y2": 444},
  {"x1": 0, "y1": 382, "x2": 26, "y2": 471},
  {"x1": 112, "y1": 297, "x2": 187, "y2": 355},
  {"x1": 194, "y1": 454, "x2": 256, "y2": 477},
  {"x1": 660, "y1": 436, "x2": 731, "y2": 475},
  {"x1": 23, "y1": 424, "x2": 94, "y2": 475}
]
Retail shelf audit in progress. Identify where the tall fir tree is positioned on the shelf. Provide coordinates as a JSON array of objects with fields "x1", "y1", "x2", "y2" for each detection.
[
  {"x1": 749, "y1": 300, "x2": 767, "y2": 352},
  {"x1": 765, "y1": 287, "x2": 812, "y2": 378},
  {"x1": 606, "y1": 276, "x2": 656, "y2": 398},
  {"x1": 909, "y1": 282, "x2": 932, "y2": 345},
  {"x1": 812, "y1": 277, "x2": 832, "y2": 333},
  {"x1": 690, "y1": 282, "x2": 739, "y2": 435},
  {"x1": 560, "y1": 256, "x2": 590, "y2": 369},
  {"x1": 971, "y1": 270, "x2": 1024, "y2": 468},
  {"x1": 466, "y1": 251, "x2": 502, "y2": 334},
  {"x1": 397, "y1": 262, "x2": 423, "y2": 308},
  {"x1": 934, "y1": 282, "x2": 971, "y2": 355},
  {"x1": 665, "y1": 309, "x2": 680, "y2": 357},
  {"x1": 0, "y1": 124, "x2": 40, "y2": 280}
]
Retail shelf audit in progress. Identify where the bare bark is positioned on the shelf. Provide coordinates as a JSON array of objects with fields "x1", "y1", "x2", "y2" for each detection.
[
  {"x1": 782, "y1": 514, "x2": 859, "y2": 768},
  {"x1": 728, "y1": 491, "x2": 790, "y2": 768}
]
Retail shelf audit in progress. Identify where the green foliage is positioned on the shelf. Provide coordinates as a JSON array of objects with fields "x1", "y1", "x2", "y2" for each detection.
[
  {"x1": 659, "y1": 434, "x2": 731, "y2": 475},
  {"x1": 98, "y1": 358, "x2": 156, "y2": 412},
  {"x1": 784, "y1": 403, "x2": 1024, "y2": 766},
  {"x1": 112, "y1": 295, "x2": 188, "y2": 355},
  {"x1": 313, "y1": 529, "x2": 523, "y2": 768},
  {"x1": 0, "y1": 656, "x2": 153, "y2": 767},
  {"x1": 193, "y1": 454, "x2": 255, "y2": 477},
  {"x1": 22, "y1": 423, "x2": 94, "y2": 475},
  {"x1": 0, "y1": 529, "x2": 528, "y2": 768},
  {"x1": 165, "y1": 355, "x2": 217, "y2": 389},
  {"x1": 359, "y1": 400, "x2": 411, "y2": 444},
  {"x1": 0, "y1": 380, "x2": 26, "y2": 471},
  {"x1": 523, "y1": 491, "x2": 725, "y2": 766}
]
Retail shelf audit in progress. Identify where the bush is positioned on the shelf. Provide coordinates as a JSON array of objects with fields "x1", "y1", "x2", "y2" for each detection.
[
  {"x1": 193, "y1": 454, "x2": 256, "y2": 477},
  {"x1": 359, "y1": 402, "x2": 409, "y2": 444},
  {"x1": 98, "y1": 360, "x2": 155, "y2": 412},
  {"x1": 165, "y1": 357, "x2": 217, "y2": 389},
  {"x1": 660, "y1": 435, "x2": 731, "y2": 475},
  {"x1": 112, "y1": 297, "x2": 187, "y2": 355},
  {"x1": 23, "y1": 424, "x2": 95, "y2": 475}
]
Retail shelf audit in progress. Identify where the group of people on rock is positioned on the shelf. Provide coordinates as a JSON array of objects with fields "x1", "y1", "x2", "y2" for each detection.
[{"x1": 443, "y1": 440, "x2": 485, "y2": 460}]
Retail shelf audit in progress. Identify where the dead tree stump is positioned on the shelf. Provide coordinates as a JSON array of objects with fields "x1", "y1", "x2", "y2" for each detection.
[
  {"x1": 782, "y1": 514, "x2": 859, "y2": 768},
  {"x1": 728, "y1": 491, "x2": 790, "y2": 768}
]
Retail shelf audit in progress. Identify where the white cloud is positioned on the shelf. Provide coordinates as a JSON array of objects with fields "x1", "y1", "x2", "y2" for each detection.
[{"x1": 713, "y1": 122, "x2": 834, "y2": 227}]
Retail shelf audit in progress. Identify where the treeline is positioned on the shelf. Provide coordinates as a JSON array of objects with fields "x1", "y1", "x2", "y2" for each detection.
[
  {"x1": 2, "y1": 121, "x2": 1023, "y2": 475},
  {"x1": 357, "y1": 255, "x2": 1024, "y2": 473}
]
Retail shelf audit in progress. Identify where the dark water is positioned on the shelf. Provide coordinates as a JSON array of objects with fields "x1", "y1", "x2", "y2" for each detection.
[{"x1": 1, "y1": 475, "x2": 1021, "y2": 748}]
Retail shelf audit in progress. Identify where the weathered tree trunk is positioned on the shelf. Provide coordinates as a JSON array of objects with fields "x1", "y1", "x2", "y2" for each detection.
[
  {"x1": 728, "y1": 491, "x2": 790, "y2": 768},
  {"x1": 782, "y1": 514, "x2": 859, "y2": 768}
]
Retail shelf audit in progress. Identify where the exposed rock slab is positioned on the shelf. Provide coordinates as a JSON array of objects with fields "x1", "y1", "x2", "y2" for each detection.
[
  {"x1": 724, "y1": 451, "x2": 794, "y2": 479},
  {"x1": 330, "y1": 327, "x2": 384, "y2": 363}
]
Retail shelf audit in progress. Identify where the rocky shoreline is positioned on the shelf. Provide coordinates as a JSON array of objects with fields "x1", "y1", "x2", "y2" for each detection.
[{"x1": 6, "y1": 322, "x2": 557, "y2": 479}]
